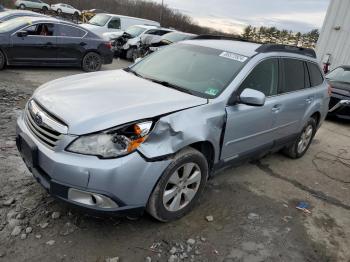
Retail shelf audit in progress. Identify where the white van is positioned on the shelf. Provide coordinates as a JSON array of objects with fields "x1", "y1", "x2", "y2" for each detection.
[{"x1": 81, "y1": 13, "x2": 160, "y2": 37}]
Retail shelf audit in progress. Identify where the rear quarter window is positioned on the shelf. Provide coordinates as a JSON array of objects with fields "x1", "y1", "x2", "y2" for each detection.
[
  {"x1": 281, "y1": 58, "x2": 305, "y2": 93},
  {"x1": 307, "y1": 62, "x2": 324, "y2": 87},
  {"x1": 59, "y1": 25, "x2": 86, "y2": 37}
]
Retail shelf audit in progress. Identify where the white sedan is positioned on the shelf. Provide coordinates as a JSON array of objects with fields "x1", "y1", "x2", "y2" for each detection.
[{"x1": 51, "y1": 3, "x2": 81, "y2": 16}]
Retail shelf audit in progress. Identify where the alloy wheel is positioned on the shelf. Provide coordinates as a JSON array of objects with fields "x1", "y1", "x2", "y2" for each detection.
[
  {"x1": 297, "y1": 125, "x2": 313, "y2": 154},
  {"x1": 84, "y1": 54, "x2": 101, "y2": 72},
  {"x1": 163, "y1": 163, "x2": 202, "y2": 212}
]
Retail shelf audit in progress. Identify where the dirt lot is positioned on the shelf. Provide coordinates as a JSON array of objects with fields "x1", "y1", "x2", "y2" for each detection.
[{"x1": 0, "y1": 60, "x2": 349, "y2": 262}]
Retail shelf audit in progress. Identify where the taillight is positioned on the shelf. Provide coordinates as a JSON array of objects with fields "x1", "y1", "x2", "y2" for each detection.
[
  {"x1": 104, "y1": 42, "x2": 112, "y2": 49},
  {"x1": 328, "y1": 85, "x2": 332, "y2": 96}
]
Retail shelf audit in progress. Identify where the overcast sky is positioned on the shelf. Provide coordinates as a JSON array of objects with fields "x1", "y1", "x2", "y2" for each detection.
[{"x1": 150, "y1": 0, "x2": 330, "y2": 34}]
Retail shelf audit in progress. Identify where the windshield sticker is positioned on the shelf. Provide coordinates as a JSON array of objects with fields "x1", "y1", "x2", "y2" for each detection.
[
  {"x1": 219, "y1": 52, "x2": 248, "y2": 62},
  {"x1": 205, "y1": 88, "x2": 219, "y2": 96}
]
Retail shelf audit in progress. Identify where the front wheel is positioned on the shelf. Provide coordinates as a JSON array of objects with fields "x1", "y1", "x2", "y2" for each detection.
[
  {"x1": 283, "y1": 118, "x2": 317, "y2": 159},
  {"x1": 147, "y1": 147, "x2": 208, "y2": 222},
  {"x1": 42, "y1": 6, "x2": 48, "y2": 12},
  {"x1": 0, "y1": 51, "x2": 6, "y2": 70},
  {"x1": 57, "y1": 8, "x2": 62, "y2": 15},
  {"x1": 82, "y1": 52, "x2": 102, "y2": 72},
  {"x1": 19, "y1": 4, "x2": 26, "y2": 9}
]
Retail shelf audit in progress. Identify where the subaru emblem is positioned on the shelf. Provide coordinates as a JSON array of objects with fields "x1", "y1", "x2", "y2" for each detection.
[{"x1": 34, "y1": 113, "x2": 43, "y2": 126}]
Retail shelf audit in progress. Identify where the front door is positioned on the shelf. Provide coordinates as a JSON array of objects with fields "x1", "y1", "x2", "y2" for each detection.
[
  {"x1": 221, "y1": 58, "x2": 280, "y2": 161},
  {"x1": 8, "y1": 23, "x2": 58, "y2": 64}
]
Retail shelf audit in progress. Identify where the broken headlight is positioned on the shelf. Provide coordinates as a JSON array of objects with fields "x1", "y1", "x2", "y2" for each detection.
[{"x1": 67, "y1": 121, "x2": 153, "y2": 158}]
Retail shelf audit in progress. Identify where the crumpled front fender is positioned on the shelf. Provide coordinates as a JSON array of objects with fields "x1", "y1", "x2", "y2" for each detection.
[{"x1": 138, "y1": 104, "x2": 226, "y2": 162}]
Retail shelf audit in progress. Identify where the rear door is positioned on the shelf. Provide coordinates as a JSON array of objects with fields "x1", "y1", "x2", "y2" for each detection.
[
  {"x1": 56, "y1": 24, "x2": 88, "y2": 64},
  {"x1": 8, "y1": 23, "x2": 58, "y2": 64},
  {"x1": 221, "y1": 58, "x2": 280, "y2": 161},
  {"x1": 272, "y1": 58, "x2": 314, "y2": 141}
]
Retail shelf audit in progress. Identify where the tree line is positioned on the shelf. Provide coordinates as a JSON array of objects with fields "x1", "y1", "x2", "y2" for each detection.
[
  {"x1": 242, "y1": 25, "x2": 319, "y2": 48},
  {"x1": 1, "y1": 0, "x2": 319, "y2": 47}
]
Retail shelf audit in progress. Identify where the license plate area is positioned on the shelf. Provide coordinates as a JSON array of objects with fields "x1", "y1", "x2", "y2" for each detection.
[{"x1": 17, "y1": 133, "x2": 38, "y2": 170}]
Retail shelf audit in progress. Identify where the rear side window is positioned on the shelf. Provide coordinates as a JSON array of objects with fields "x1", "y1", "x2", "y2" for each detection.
[
  {"x1": 307, "y1": 62, "x2": 324, "y2": 87},
  {"x1": 59, "y1": 25, "x2": 86, "y2": 37},
  {"x1": 281, "y1": 58, "x2": 305, "y2": 93},
  {"x1": 240, "y1": 59, "x2": 279, "y2": 96}
]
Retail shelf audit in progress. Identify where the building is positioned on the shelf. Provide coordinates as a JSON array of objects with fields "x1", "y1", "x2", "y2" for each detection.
[{"x1": 316, "y1": 0, "x2": 350, "y2": 71}]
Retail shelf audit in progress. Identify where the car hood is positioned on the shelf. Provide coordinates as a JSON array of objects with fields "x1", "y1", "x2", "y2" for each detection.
[
  {"x1": 328, "y1": 80, "x2": 350, "y2": 92},
  {"x1": 80, "y1": 23, "x2": 104, "y2": 34},
  {"x1": 33, "y1": 70, "x2": 207, "y2": 135}
]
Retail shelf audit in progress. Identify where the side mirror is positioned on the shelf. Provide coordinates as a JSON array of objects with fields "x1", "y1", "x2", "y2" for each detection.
[
  {"x1": 17, "y1": 31, "x2": 28, "y2": 38},
  {"x1": 239, "y1": 88, "x2": 266, "y2": 106}
]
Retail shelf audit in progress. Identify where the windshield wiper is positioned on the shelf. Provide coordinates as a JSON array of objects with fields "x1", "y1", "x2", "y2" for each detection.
[
  {"x1": 124, "y1": 68, "x2": 145, "y2": 78},
  {"x1": 146, "y1": 78, "x2": 196, "y2": 96}
]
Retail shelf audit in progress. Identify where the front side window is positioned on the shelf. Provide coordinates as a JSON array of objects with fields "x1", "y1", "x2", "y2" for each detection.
[
  {"x1": 22, "y1": 23, "x2": 56, "y2": 36},
  {"x1": 281, "y1": 58, "x2": 305, "y2": 93},
  {"x1": 131, "y1": 43, "x2": 247, "y2": 98},
  {"x1": 108, "y1": 18, "x2": 121, "y2": 29},
  {"x1": 307, "y1": 62, "x2": 324, "y2": 87},
  {"x1": 239, "y1": 59, "x2": 278, "y2": 96}
]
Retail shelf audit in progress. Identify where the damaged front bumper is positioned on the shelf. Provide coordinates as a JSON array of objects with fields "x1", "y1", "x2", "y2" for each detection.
[{"x1": 16, "y1": 113, "x2": 172, "y2": 216}]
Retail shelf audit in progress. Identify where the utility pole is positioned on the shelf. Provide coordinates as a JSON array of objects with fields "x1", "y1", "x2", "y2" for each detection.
[{"x1": 159, "y1": 0, "x2": 164, "y2": 26}]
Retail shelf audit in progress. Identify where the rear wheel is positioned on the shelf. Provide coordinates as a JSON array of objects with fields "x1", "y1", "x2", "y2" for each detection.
[
  {"x1": 0, "y1": 51, "x2": 6, "y2": 70},
  {"x1": 57, "y1": 8, "x2": 62, "y2": 14},
  {"x1": 42, "y1": 6, "x2": 48, "y2": 13},
  {"x1": 283, "y1": 118, "x2": 317, "y2": 159},
  {"x1": 147, "y1": 147, "x2": 208, "y2": 222},
  {"x1": 82, "y1": 52, "x2": 102, "y2": 72},
  {"x1": 19, "y1": 4, "x2": 26, "y2": 9}
]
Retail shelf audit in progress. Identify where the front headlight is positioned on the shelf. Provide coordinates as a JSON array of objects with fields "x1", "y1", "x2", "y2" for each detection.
[{"x1": 67, "y1": 121, "x2": 153, "y2": 158}]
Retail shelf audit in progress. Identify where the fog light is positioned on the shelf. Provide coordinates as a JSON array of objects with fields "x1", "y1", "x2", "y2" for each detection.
[{"x1": 68, "y1": 188, "x2": 119, "y2": 209}]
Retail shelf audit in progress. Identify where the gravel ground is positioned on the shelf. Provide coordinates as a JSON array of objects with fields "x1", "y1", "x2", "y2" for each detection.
[{"x1": 0, "y1": 60, "x2": 349, "y2": 262}]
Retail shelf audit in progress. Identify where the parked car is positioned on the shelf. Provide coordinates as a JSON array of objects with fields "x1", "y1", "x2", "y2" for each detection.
[
  {"x1": 112, "y1": 25, "x2": 173, "y2": 60},
  {"x1": 326, "y1": 65, "x2": 350, "y2": 119},
  {"x1": 0, "y1": 17, "x2": 113, "y2": 72},
  {"x1": 81, "y1": 13, "x2": 160, "y2": 37},
  {"x1": 0, "y1": 10, "x2": 46, "y2": 23},
  {"x1": 51, "y1": 3, "x2": 81, "y2": 17},
  {"x1": 15, "y1": 0, "x2": 50, "y2": 12},
  {"x1": 16, "y1": 40, "x2": 329, "y2": 221},
  {"x1": 146, "y1": 31, "x2": 196, "y2": 54}
]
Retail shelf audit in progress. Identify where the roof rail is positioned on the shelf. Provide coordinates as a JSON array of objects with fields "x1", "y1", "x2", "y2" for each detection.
[
  {"x1": 255, "y1": 44, "x2": 316, "y2": 58},
  {"x1": 192, "y1": 34, "x2": 261, "y2": 44}
]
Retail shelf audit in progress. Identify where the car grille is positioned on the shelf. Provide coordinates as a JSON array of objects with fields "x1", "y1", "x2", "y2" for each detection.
[{"x1": 25, "y1": 100, "x2": 67, "y2": 149}]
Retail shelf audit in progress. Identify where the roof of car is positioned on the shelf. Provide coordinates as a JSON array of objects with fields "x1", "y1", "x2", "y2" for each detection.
[
  {"x1": 184, "y1": 39, "x2": 262, "y2": 57},
  {"x1": 95, "y1": 13, "x2": 159, "y2": 24}
]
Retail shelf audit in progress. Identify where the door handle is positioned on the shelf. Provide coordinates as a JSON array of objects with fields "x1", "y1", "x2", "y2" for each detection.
[{"x1": 272, "y1": 104, "x2": 282, "y2": 113}]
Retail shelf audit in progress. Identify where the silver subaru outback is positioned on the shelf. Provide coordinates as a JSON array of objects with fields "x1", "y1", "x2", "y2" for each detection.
[{"x1": 16, "y1": 40, "x2": 330, "y2": 221}]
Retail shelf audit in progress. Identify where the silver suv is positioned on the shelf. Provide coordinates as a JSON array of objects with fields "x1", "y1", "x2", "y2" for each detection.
[{"x1": 16, "y1": 40, "x2": 330, "y2": 221}]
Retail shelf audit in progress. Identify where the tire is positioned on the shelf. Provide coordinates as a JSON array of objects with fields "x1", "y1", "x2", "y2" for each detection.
[
  {"x1": 82, "y1": 52, "x2": 102, "y2": 72},
  {"x1": 57, "y1": 8, "x2": 62, "y2": 14},
  {"x1": 283, "y1": 118, "x2": 317, "y2": 159},
  {"x1": 126, "y1": 47, "x2": 136, "y2": 61},
  {"x1": 0, "y1": 50, "x2": 6, "y2": 70},
  {"x1": 42, "y1": 6, "x2": 48, "y2": 12},
  {"x1": 147, "y1": 147, "x2": 208, "y2": 222},
  {"x1": 19, "y1": 4, "x2": 26, "y2": 9},
  {"x1": 74, "y1": 12, "x2": 79, "y2": 17}
]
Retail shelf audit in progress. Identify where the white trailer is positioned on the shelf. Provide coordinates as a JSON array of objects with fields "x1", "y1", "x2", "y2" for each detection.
[{"x1": 316, "y1": 0, "x2": 350, "y2": 71}]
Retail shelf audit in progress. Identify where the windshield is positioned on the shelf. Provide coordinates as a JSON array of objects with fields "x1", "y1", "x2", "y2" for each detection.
[
  {"x1": 163, "y1": 32, "x2": 193, "y2": 43},
  {"x1": 326, "y1": 67, "x2": 350, "y2": 84},
  {"x1": 88, "y1": 14, "x2": 111, "y2": 27},
  {"x1": 125, "y1": 26, "x2": 147, "y2": 38},
  {"x1": 0, "y1": 17, "x2": 30, "y2": 33},
  {"x1": 131, "y1": 43, "x2": 248, "y2": 98}
]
